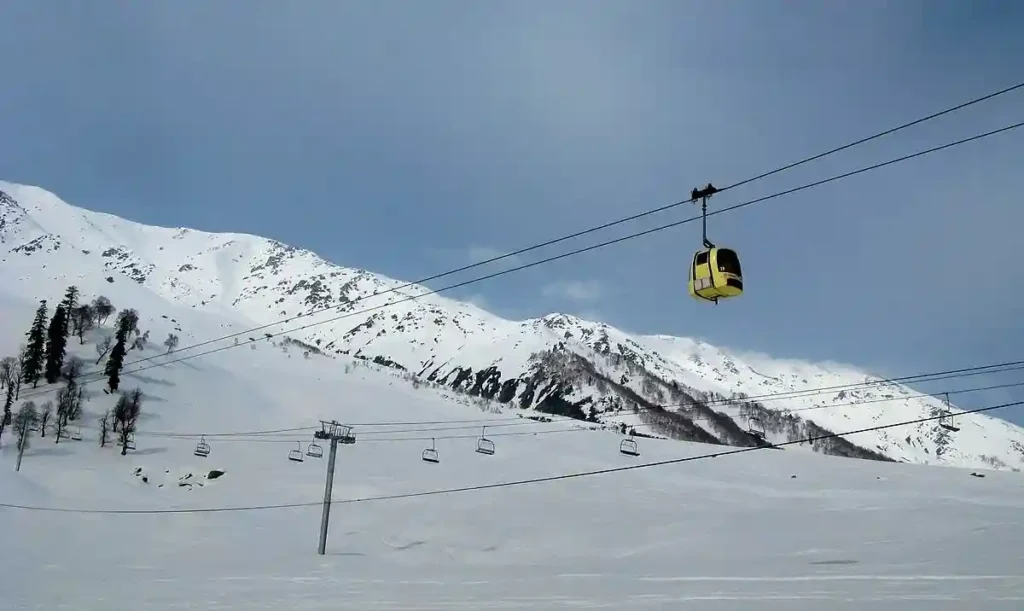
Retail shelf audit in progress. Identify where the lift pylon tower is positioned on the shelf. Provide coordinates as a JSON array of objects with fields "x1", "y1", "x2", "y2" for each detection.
[{"x1": 315, "y1": 420, "x2": 357, "y2": 555}]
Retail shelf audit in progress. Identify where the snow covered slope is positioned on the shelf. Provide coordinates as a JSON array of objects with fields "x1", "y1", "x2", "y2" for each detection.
[
  {"x1": 2, "y1": 179, "x2": 1024, "y2": 471},
  {"x1": 1, "y1": 287, "x2": 1023, "y2": 610}
]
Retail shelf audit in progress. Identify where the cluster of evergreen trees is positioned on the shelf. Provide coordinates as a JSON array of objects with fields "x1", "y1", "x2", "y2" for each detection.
[{"x1": 0, "y1": 286, "x2": 150, "y2": 456}]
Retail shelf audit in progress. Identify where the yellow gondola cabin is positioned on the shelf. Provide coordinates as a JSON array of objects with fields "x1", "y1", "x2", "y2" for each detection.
[{"x1": 688, "y1": 246, "x2": 743, "y2": 303}]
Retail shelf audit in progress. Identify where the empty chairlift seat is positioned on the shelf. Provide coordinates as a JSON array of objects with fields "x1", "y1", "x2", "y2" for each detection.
[
  {"x1": 422, "y1": 438, "x2": 439, "y2": 464},
  {"x1": 194, "y1": 435, "x2": 211, "y2": 458},
  {"x1": 619, "y1": 434, "x2": 639, "y2": 457},
  {"x1": 938, "y1": 393, "x2": 961, "y2": 432},
  {"x1": 288, "y1": 442, "x2": 304, "y2": 463},
  {"x1": 747, "y1": 417, "x2": 766, "y2": 440},
  {"x1": 475, "y1": 427, "x2": 495, "y2": 456}
]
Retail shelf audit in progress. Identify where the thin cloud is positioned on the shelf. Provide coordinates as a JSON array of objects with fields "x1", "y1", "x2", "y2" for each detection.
[
  {"x1": 465, "y1": 245, "x2": 519, "y2": 265},
  {"x1": 463, "y1": 293, "x2": 490, "y2": 310},
  {"x1": 543, "y1": 279, "x2": 604, "y2": 302}
]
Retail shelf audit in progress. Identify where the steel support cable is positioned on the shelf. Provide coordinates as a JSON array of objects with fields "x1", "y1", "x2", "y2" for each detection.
[
  {"x1": 103, "y1": 379, "x2": 1024, "y2": 444},
  {"x1": 59, "y1": 357, "x2": 1024, "y2": 439},
  {"x1": 3, "y1": 399, "x2": 1021, "y2": 515},
  {"x1": 16, "y1": 119, "x2": 1024, "y2": 405}
]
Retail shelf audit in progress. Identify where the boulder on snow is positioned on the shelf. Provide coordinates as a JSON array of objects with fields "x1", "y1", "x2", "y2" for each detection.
[{"x1": 207, "y1": 469, "x2": 225, "y2": 480}]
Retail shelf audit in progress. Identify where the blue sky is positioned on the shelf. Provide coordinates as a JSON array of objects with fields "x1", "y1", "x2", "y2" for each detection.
[{"x1": 2, "y1": 1, "x2": 1023, "y2": 423}]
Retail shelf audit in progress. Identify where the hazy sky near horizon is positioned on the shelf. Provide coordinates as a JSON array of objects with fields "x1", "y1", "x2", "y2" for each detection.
[{"x1": 1, "y1": 1, "x2": 1023, "y2": 422}]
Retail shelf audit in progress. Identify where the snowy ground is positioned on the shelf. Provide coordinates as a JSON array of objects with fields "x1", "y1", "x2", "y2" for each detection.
[{"x1": 2, "y1": 295, "x2": 1024, "y2": 609}]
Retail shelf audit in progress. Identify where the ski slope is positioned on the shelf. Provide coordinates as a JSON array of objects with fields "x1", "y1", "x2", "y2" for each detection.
[
  {"x1": 2, "y1": 292, "x2": 1024, "y2": 609},
  {"x1": 3, "y1": 180, "x2": 1024, "y2": 469}
]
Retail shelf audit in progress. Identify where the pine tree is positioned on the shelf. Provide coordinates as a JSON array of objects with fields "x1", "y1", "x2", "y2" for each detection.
[
  {"x1": 105, "y1": 335, "x2": 126, "y2": 392},
  {"x1": 44, "y1": 305, "x2": 69, "y2": 384},
  {"x1": 104, "y1": 312, "x2": 134, "y2": 392},
  {"x1": 23, "y1": 300, "x2": 48, "y2": 388},
  {"x1": 59, "y1": 286, "x2": 79, "y2": 338}
]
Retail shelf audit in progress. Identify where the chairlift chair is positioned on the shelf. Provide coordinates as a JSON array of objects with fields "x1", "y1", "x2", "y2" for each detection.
[
  {"x1": 71, "y1": 427, "x2": 83, "y2": 441},
  {"x1": 339, "y1": 425, "x2": 356, "y2": 445},
  {"x1": 124, "y1": 434, "x2": 137, "y2": 451},
  {"x1": 422, "y1": 437, "x2": 439, "y2": 464},
  {"x1": 306, "y1": 441, "x2": 323, "y2": 458},
  {"x1": 288, "y1": 442, "x2": 304, "y2": 463},
  {"x1": 938, "y1": 393, "x2": 961, "y2": 432},
  {"x1": 619, "y1": 432, "x2": 640, "y2": 457},
  {"x1": 58, "y1": 428, "x2": 71, "y2": 439},
  {"x1": 194, "y1": 435, "x2": 211, "y2": 458},
  {"x1": 475, "y1": 427, "x2": 495, "y2": 456},
  {"x1": 747, "y1": 417, "x2": 766, "y2": 439},
  {"x1": 316, "y1": 421, "x2": 356, "y2": 445},
  {"x1": 939, "y1": 412, "x2": 960, "y2": 432}
]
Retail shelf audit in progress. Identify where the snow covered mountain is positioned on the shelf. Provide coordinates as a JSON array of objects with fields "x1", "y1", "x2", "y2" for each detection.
[{"x1": 3, "y1": 179, "x2": 1023, "y2": 471}]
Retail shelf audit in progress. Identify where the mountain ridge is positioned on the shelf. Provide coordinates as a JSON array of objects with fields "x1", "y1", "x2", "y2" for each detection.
[{"x1": 3, "y1": 179, "x2": 1023, "y2": 471}]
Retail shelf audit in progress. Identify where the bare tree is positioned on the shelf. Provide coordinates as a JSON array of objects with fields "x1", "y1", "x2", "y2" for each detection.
[
  {"x1": 39, "y1": 401, "x2": 53, "y2": 437},
  {"x1": 95, "y1": 335, "x2": 113, "y2": 364},
  {"x1": 0, "y1": 356, "x2": 17, "y2": 442},
  {"x1": 91, "y1": 296, "x2": 115, "y2": 326},
  {"x1": 114, "y1": 388, "x2": 143, "y2": 455},
  {"x1": 15, "y1": 346, "x2": 27, "y2": 400},
  {"x1": 62, "y1": 356, "x2": 84, "y2": 385},
  {"x1": 114, "y1": 309, "x2": 140, "y2": 339},
  {"x1": 163, "y1": 333, "x2": 179, "y2": 353},
  {"x1": 54, "y1": 385, "x2": 75, "y2": 443},
  {"x1": 14, "y1": 401, "x2": 39, "y2": 454},
  {"x1": 1, "y1": 384, "x2": 12, "y2": 445},
  {"x1": 0, "y1": 356, "x2": 14, "y2": 389},
  {"x1": 68, "y1": 385, "x2": 84, "y2": 421},
  {"x1": 71, "y1": 303, "x2": 96, "y2": 344},
  {"x1": 130, "y1": 329, "x2": 150, "y2": 352},
  {"x1": 99, "y1": 410, "x2": 110, "y2": 447},
  {"x1": 111, "y1": 394, "x2": 126, "y2": 434}
]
